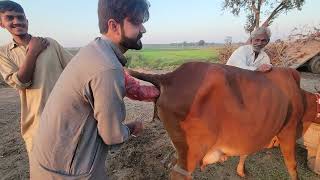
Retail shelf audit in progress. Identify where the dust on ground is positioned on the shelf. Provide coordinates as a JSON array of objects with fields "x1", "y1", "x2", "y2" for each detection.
[{"x1": 1, "y1": 72, "x2": 320, "y2": 180}]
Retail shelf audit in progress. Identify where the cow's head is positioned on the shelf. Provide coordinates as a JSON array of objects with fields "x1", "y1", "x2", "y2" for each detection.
[
  {"x1": 301, "y1": 89, "x2": 320, "y2": 125},
  {"x1": 313, "y1": 92, "x2": 320, "y2": 124}
]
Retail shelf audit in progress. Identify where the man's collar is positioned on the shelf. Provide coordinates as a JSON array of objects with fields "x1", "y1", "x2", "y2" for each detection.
[
  {"x1": 9, "y1": 41, "x2": 18, "y2": 50},
  {"x1": 101, "y1": 35, "x2": 127, "y2": 66},
  {"x1": 9, "y1": 39, "x2": 29, "y2": 51}
]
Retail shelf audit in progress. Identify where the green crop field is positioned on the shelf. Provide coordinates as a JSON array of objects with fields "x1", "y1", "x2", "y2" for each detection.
[
  {"x1": 67, "y1": 46, "x2": 219, "y2": 70},
  {"x1": 125, "y1": 47, "x2": 219, "y2": 70}
]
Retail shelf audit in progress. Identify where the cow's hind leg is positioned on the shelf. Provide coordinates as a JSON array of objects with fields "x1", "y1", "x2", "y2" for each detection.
[
  {"x1": 278, "y1": 124, "x2": 299, "y2": 180},
  {"x1": 169, "y1": 151, "x2": 196, "y2": 180},
  {"x1": 279, "y1": 138, "x2": 298, "y2": 180},
  {"x1": 236, "y1": 155, "x2": 248, "y2": 177}
]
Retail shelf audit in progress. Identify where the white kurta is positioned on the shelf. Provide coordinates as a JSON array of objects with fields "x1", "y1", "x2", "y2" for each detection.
[{"x1": 226, "y1": 45, "x2": 271, "y2": 70}]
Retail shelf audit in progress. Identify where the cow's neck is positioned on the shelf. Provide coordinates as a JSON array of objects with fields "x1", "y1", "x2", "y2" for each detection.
[{"x1": 302, "y1": 90, "x2": 320, "y2": 124}]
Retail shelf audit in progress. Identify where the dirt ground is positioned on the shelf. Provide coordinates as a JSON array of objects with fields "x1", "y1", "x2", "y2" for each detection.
[{"x1": 1, "y1": 72, "x2": 320, "y2": 180}]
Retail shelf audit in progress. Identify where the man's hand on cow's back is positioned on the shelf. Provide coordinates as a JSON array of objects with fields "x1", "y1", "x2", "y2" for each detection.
[
  {"x1": 256, "y1": 64, "x2": 272, "y2": 72},
  {"x1": 126, "y1": 121, "x2": 144, "y2": 137}
]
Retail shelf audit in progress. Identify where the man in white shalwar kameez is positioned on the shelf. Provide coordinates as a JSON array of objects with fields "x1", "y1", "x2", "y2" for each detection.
[{"x1": 226, "y1": 27, "x2": 273, "y2": 72}]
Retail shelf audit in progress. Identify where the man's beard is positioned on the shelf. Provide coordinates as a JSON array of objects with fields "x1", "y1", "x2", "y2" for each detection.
[
  {"x1": 252, "y1": 45, "x2": 263, "y2": 52},
  {"x1": 120, "y1": 28, "x2": 143, "y2": 50}
]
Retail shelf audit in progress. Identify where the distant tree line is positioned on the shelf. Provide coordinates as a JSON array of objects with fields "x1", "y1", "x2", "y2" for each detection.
[{"x1": 169, "y1": 40, "x2": 221, "y2": 47}]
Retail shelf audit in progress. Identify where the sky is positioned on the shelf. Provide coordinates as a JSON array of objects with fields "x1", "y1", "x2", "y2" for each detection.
[{"x1": 0, "y1": 0, "x2": 319, "y2": 47}]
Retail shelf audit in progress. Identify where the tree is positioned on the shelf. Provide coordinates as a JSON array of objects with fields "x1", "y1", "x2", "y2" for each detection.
[
  {"x1": 223, "y1": 0, "x2": 305, "y2": 33},
  {"x1": 224, "y1": 36, "x2": 233, "y2": 44},
  {"x1": 198, "y1": 40, "x2": 206, "y2": 46},
  {"x1": 183, "y1": 41, "x2": 188, "y2": 47}
]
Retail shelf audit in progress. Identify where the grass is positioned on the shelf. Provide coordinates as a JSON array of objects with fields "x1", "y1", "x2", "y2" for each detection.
[{"x1": 125, "y1": 47, "x2": 219, "y2": 70}]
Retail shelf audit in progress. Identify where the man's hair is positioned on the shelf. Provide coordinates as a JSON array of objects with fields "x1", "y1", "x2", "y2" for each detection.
[
  {"x1": 251, "y1": 27, "x2": 271, "y2": 40},
  {"x1": 0, "y1": 1, "x2": 24, "y2": 14},
  {"x1": 98, "y1": 0, "x2": 150, "y2": 34}
]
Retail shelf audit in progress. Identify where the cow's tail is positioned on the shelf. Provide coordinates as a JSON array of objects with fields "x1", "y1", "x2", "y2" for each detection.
[
  {"x1": 126, "y1": 68, "x2": 163, "y2": 89},
  {"x1": 126, "y1": 68, "x2": 163, "y2": 121}
]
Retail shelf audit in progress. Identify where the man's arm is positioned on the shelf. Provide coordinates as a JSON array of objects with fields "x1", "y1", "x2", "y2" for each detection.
[
  {"x1": 226, "y1": 46, "x2": 257, "y2": 71},
  {"x1": 0, "y1": 37, "x2": 48, "y2": 89},
  {"x1": 18, "y1": 37, "x2": 49, "y2": 84},
  {"x1": 0, "y1": 53, "x2": 27, "y2": 89},
  {"x1": 87, "y1": 69, "x2": 142, "y2": 145},
  {"x1": 124, "y1": 70, "x2": 160, "y2": 102},
  {"x1": 261, "y1": 52, "x2": 272, "y2": 65},
  {"x1": 256, "y1": 53, "x2": 272, "y2": 72}
]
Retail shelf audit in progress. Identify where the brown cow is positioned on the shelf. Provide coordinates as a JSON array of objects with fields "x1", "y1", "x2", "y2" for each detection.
[{"x1": 127, "y1": 62, "x2": 320, "y2": 180}]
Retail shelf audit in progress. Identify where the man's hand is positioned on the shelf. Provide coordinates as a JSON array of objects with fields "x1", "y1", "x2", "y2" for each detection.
[
  {"x1": 17, "y1": 37, "x2": 50, "y2": 85},
  {"x1": 27, "y1": 37, "x2": 49, "y2": 57},
  {"x1": 126, "y1": 121, "x2": 143, "y2": 137},
  {"x1": 256, "y1": 64, "x2": 272, "y2": 72}
]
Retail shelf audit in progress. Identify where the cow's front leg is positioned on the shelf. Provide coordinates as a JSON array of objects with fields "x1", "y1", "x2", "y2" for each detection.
[
  {"x1": 169, "y1": 144, "x2": 201, "y2": 180},
  {"x1": 236, "y1": 155, "x2": 248, "y2": 177},
  {"x1": 169, "y1": 155, "x2": 194, "y2": 180},
  {"x1": 170, "y1": 163, "x2": 193, "y2": 180}
]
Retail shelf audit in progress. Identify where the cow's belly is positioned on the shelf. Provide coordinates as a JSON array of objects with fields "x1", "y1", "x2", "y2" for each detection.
[
  {"x1": 217, "y1": 120, "x2": 285, "y2": 153},
  {"x1": 181, "y1": 95, "x2": 289, "y2": 157},
  {"x1": 198, "y1": 85, "x2": 289, "y2": 154}
]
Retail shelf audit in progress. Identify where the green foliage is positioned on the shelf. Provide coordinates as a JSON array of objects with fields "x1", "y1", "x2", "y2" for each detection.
[{"x1": 223, "y1": 0, "x2": 305, "y2": 32}]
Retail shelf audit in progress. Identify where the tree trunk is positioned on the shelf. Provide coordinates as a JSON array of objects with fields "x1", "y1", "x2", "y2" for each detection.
[
  {"x1": 255, "y1": 0, "x2": 263, "y2": 29},
  {"x1": 255, "y1": 11, "x2": 260, "y2": 29},
  {"x1": 262, "y1": 1, "x2": 285, "y2": 27}
]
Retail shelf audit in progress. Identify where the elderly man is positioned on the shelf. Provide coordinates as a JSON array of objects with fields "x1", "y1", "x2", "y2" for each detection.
[{"x1": 226, "y1": 27, "x2": 272, "y2": 72}]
